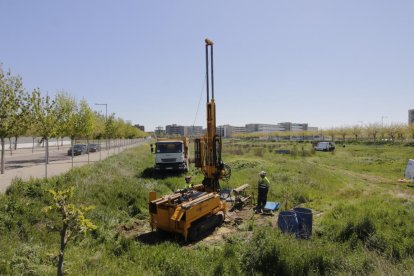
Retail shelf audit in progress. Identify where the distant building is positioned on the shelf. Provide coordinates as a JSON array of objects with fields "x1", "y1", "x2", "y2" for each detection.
[
  {"x1": 218, "y1": 125, "x2": 247, "y2": 138},
  {"x1": 134, "y1": 124, "x2": 145, "y2": 132},
  {"x1": 279, "y1": 122, "x2": 308, "y2": 132},
  {"x1": 155, "y1": 126, "x2": 165, "y2": 137},
  {"x1": 166, "y1": 124, "x2": 185, "y2": 136},
  {"x1": 409, "y1": 109, "x2": 414, "y2": 124},
  {"x1": 245, "y1": 124, "x2": 284, "y2": 133},
  {"x1": 184, "y1": 126, "x2": 203, "y2": 137}
]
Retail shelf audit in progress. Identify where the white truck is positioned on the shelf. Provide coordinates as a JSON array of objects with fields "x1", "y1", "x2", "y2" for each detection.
[
  {"x1": 314, "y1": 141, "x2": 336, "y2": 152},
  {"x1": 154, "y1": 138, "x2": 189, "y2": 172}
]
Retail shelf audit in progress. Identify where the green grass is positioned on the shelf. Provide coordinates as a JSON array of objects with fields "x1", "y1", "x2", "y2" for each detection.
[{"x1": 1, "y1": 141, "x2": 414, "y2": 275}]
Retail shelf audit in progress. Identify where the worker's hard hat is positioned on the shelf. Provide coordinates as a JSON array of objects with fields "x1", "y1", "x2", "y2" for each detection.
[{"x1": 259, "y1": 171, "x2": 266, "y2": 176}]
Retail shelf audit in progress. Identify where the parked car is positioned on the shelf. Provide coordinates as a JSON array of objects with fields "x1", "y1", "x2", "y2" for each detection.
[
  {"x1": 314, "y1": 142, "x2": 335, "y2": 152},
  {"x1": 87, "y1": 143, "x2": 101, "y2": 152},
  {"x1": 67, "y1": 144, "x2": 88, "y2": 156}
]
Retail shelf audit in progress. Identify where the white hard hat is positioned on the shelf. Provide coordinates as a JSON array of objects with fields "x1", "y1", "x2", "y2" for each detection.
[{"x1": 259, "y1": 171, "x2": 266, "y2": 176}]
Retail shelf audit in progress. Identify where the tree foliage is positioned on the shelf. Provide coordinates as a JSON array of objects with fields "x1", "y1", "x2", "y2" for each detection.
[
  {"x1": 32, "y1": 89, "x2": 57, "y2": 140},
  {"x1": 75, "y1": 100, "x2": 95, "y2": 140},
  {"x1": 0, "y1": 67, "x2": 30, "y2": 173},
  {"x1": 54, "y1": 92, "x2": 77, "y2": 140},
  {"x1": 43, "y1": 187, "x2": 97, "y2": 276}
]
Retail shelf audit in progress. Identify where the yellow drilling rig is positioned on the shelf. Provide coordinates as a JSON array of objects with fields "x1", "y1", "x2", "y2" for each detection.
[{"x1": 148, "y1": 38, "x2": 231, "y2": 241}]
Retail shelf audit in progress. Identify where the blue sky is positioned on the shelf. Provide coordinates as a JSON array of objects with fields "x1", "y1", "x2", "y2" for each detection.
[{"x1": 1, "y1": 1, "x2": 413, "y2": 131}]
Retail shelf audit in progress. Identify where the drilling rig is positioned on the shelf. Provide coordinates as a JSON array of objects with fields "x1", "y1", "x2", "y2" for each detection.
[
  {"x1": 194, "y1": 39, "x2": 231, "y2": 192},
  {"x1": 148, "y1": 38, "x2": 231, "y2": 241}
]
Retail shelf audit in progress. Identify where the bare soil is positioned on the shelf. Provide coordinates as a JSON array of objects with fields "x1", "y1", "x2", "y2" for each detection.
[{"x1": 125, "y1": 203, "x2": 277, "y2": 247}]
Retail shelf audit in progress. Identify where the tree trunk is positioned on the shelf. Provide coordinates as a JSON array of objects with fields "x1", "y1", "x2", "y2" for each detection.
[
  {"x1": 99, "y1": 137, "x2": 102, "y2": 161},
  {"x1": 8, "y1": 138, "x2": 13, "y2": 156},
  {"x1": 32, "y1": 137, "x2": 35, "y2": 153},
  {"x1": 57, "y1": 137, "x2": 60, "y2": 150},
  {"x1": 45, "y1": 138, "x2": 49, "y2": 178},
  {"x1": 57, "y1": 223, "x2": 68, "y2": 276},
  {"x1": 87, "y1": 138, "x2": 90, "y2": 164},
  {"x1": 1, "y1": 137, "x2": 5, "y2": 174},
  {"x1": 71, "y1": 137, "x2": 74, "y2": 169},
  {"x1": 14, "y1": 136, "x2": 18, "y2": 150}
]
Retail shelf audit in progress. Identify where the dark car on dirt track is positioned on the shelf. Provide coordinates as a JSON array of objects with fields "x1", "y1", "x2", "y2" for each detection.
[{"x1": 67, "y1": 144, "x2": 87, "y2": 156}]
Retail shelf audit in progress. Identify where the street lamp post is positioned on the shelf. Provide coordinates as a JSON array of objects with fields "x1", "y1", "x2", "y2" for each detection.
[{"x1": 95, "y1": 103, "x2": 108, "y2": 157}]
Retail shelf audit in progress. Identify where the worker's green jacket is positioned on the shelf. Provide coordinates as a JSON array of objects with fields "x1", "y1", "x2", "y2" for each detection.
[{"x1": 258, "y1": 177, "x2": 270, "y2": 190}]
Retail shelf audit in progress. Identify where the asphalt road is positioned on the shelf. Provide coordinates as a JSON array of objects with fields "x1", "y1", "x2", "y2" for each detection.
[
  {"x1": 0, "y1": 139, "x2": 148, "y2": 193},
  {"x1": 4, "y1": 146, "x2": 72, "y2": 170}
]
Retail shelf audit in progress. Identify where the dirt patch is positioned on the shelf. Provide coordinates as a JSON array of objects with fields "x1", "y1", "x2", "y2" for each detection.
[
  {"x1": 391, "y1": 190, "x2": 414, "y2": 200},
  {"x1": 193, "y1": 206, "x2": 276, "y2": 246},
  {"x1": 126, "y1": 204, "x2": 277, "y2": 246},
  {"x1": 118, "y1": 220, "x2": 151, "y2": 239}
]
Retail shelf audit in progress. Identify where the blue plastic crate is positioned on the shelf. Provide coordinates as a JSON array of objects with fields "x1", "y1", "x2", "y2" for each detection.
[{"x1": 264, "y1": 201, "x2": 280, "y2": 212}]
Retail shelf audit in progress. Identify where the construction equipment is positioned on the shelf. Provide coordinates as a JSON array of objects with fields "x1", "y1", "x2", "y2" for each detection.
[
  {"x1": 148, "y1": 39, "x2": 231, "y2": 241},
  {"x1": 232, "y1": 184, "x2": 251, "y2": 210},
  {"x1": 153, "y1": 137, "x2": 189, "y2": 172}
]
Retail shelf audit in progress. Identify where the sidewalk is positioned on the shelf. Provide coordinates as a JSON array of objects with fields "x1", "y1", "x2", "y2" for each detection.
[{"x1": 0, "y1": 141, "x2": 146, "y2": 193}]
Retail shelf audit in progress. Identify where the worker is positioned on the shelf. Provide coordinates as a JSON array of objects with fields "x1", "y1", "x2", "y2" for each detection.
[
  {"x1": 256, "y1": 171, "x2": 270, "y2": 213},
  {"x1": 185, "y1": 176, "x2": 193, "y2": 189}
]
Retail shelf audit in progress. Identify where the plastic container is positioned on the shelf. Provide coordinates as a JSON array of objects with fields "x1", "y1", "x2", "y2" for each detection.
[
  {"x1": 277, "y1": 211, "x2": 299, "y2": 235},
  {"x1": 293, "y1": 207, "x2": 313, "y2": 239},
  {"x1": 264, "y1": 201, "x2": 280, "y2": 213}
]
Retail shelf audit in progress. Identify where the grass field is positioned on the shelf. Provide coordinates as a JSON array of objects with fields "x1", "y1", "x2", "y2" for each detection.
[{"x1": 1, "y1": 141, "x2": 414, "y2": 275}]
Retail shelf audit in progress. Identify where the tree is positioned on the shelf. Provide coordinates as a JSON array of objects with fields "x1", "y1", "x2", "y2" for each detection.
[
  {"x1": 385, "y1": 124, "x2": 397, "y2": 141},
  {"x1": 366, "y1": 124, "x2": 380, "y2": 142},
  {"x1": 105, "y1": 114, "x2": 117, "y2": 149},
  {"x1": 43, "y1": 187, "x2": 96, "y2": 276},
  {"x1": 7, "y1": 75, "x2": 30, "y2": 152},
  {"x1": 75, "y1": 100, "x2": 95, "y2": 163},
  {"x1": 92, "y1": 112, "x2": 105, "y2": 140},
  {"x1": 27, "y1": 90, "x2": 42, "y2": 152},
  {"x1": 351, "y1": 125, "x2": 362, "y2": 141},
  {"x1": 395, "y1": 124, "x2": 406, "y2": 141},
  {"x1": 0, "y1": 67, "x2": 28, "y2": 174},
  {"x1": 32, "y1": 89, "x2": 57, "y2": 175},
  {"x1": 54, "y1": 92, "x2": 77, "y2": 149},
  {"x1": 326, "y1": 128, "x2": 337, "y2": 142},
  {"x1": 407, "y1": 123, "x2": 414, "y2": 140},
  {"x1": 337, "y1": 127, "x2": 348, "y2": 142},
  {"x1": 318, "y1": 129, "x2": 326, "y2": 141}
]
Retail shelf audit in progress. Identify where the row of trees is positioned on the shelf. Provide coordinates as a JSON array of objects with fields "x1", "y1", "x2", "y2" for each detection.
[
  {"x1": 234, "y1": 123, "x2": 414, "y2": 142},
  {"x1": 0, "y1": 65, "x2": 146, "y2": 174}
]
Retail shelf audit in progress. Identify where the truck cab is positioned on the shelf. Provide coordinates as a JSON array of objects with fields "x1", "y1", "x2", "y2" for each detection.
[{"x1": 154, "y1": 139, "x2": 189, "y2": 172}]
